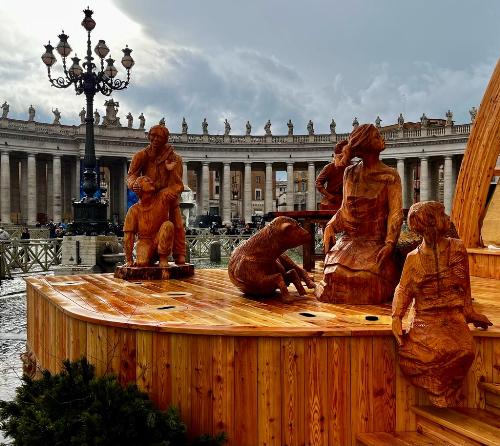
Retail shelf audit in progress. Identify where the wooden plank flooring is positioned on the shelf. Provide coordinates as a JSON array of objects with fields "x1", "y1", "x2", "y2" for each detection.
[{"x1": 25, "y1": 269, "x2": 500, "y2": 337}]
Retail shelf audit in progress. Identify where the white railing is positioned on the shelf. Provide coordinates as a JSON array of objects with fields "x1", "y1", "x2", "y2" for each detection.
[
  {"x1": 0, "y1": 239, "x2": 63, "y2": 278},
  {"x1": 452, "y1": 124, "x2": 471, "y2": 134}
]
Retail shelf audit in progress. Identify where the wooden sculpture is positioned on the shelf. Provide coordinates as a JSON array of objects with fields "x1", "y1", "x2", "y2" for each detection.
[
  {"x1": 115, "y1": 125, "x2": 193, "y2": 280},
  {"x1": 392, "y1": 201, "x2": 492, "y2": 407},
  {"x1": 127, "y1": 124, "x2": 186, "y2": 264},
  {"x1": 228, "y1": 216, "x2": 316, "y2": 301},
  {"x1": 316, "y1": 124, "x2": 404, "y2": 304},
  {"x1": 315, "y1": 139, "x2": 351, "y2": 212}
]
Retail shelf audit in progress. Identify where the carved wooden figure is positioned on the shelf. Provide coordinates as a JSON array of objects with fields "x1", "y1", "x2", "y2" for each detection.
[
  {"x1": 228, "y1": 216, "x2": 315, "y2": 301},
  {"x1": 392, "y1": 201, "x2": 492, "y2": 407},
  {"x1": 316, "y1": 124, "x2": 404, "y2": 304},
  {"x1": 127, "y1": 124, "x2": 186, "y2": 264},
  {"x1": 122, "y1": 176, "x2": 174, "y2": 267}
]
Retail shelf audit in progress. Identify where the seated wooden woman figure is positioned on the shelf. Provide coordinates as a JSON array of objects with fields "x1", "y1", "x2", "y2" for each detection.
[
  {"x1": 392, "y1": 201, "x2": 492, "y2": 407},
  {"x1": 316, "y1": 124, "x2": 403, "y2": 304},
  {"x1": 123, "y1": 176, "x2": 174, "y2": 267}
]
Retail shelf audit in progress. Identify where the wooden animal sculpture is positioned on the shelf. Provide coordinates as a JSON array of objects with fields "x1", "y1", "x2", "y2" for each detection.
[
  {"x1": 228, "y1": 216, "x2": 316, "y2": 301},
  {"x1": 392, "y1": 201, "x2": 492, "y2": 407}
]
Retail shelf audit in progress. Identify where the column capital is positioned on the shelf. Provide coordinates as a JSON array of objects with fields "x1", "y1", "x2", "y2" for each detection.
[
  {"x1": 287, "y1": 161, "x2": 294, "y2": 166},
  {"x1": 419, "y1": 155, "x2": 429, "y2": 161},
  {"x1": 265, "y1": 162, "x2": 273, "y2": 167},
  {"x1": 444, "y1": 155, "x2": 453, "y2": 161},
  {"x1": 53, "y1": 153, "x2": 61, "y2": 159},
  {"x1": 396, "y1": 158, "x2": 405, "y2": 163},
  {"x1": 202, "y1": 160, "x2": 209, "y2": 166},
  {"x1": 307, "y1": 161, "x2": 315, "y2": 166},
  {"x1": 223, "y1": 161, "x2": 231, "y2": 167}
]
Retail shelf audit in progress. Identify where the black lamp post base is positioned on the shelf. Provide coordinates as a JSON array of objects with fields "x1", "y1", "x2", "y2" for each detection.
[{"x1": 72, "y1": 201, "x2": 108, "y2": 235}]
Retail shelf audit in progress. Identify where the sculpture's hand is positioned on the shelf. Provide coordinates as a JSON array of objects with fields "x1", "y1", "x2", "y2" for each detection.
[
  {"x1": 162, "y1": 190, "x2": 177, "y2": 201},
  {"x1": 132, "y1": 183, "x2": 142, "y2": 194},
  {"x1": 392, "y1": 317, "x2": 404, "y2": 346},
  {"x1": 323, "y1": 224, "x2": 335, "y2": 253},
  {"x1": 376, "y1": 244, "x2": 393, "y2": 267},
  {"x1": 469, "y1": 312, "x2": 493, "y2": 330}
]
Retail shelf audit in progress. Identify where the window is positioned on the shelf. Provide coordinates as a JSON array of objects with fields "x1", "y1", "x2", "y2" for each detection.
[
  {"x1": 256, "y1": 175, "x2": 261, "y2": 184},
  {"x1": 215, "y1": 185, "x2": 220, "y2": 195},
  {"x1": 255, "y1": 189, "x2": 262, "y2": 200}
]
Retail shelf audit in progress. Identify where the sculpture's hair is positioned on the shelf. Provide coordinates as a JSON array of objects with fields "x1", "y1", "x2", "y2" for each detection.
[
  {"x1": 347, "y1": 123, "x2": 385, "y2": 153},
  {"x1": 334, "y1": 139, "x2": 348, "y2": 155},
  {"x1": 408, "y1": 201, "x2": 450, "y2": 238},
  {"x1": 149, "y1": 124, "x2": 169, "y2": 141}
]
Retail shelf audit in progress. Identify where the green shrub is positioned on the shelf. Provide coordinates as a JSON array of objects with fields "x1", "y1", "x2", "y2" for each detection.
[{"x1": 0, "y1": 358, "x2": 226, "y2": 446}]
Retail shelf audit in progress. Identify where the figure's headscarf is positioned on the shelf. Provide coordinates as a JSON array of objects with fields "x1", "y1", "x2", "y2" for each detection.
[
  {"x1": 347, "y1": 123, "x2": 385, "y2": 153},
  {"x1": 408, "y1": 201, "x2": 450, "y2": 238},
  {"x1": 148, "y1": 124, "x2": 170, "y2": 142}
]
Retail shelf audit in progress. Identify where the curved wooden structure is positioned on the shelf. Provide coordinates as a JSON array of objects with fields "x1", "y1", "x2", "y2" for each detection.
[
  {"x1": 452, "y1": 58, "x2": 500, "y2": 248},
  {"x1": 26, "y1": 270, "x2": 500, "y2": 446}
]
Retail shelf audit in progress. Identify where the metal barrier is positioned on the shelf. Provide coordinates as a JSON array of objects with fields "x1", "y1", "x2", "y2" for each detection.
[
  {"x1": 0, "y1": 239, "x2": 62, "y2": 278},
  {"x1": 186, "y1": 234, "x2": 251, "y2": 259}
]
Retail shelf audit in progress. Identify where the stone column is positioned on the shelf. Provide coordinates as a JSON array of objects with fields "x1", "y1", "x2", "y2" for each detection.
[
  {"x1": 201, "y1": 161, "x2": 210, "y2": 215},
  {"x1": 286, "y1": 162, "x2": 294, "y2": 212},
  {"x1": 397, "y1": 158, "x2": 408, "y2": 209},
  {"x1": 443, "y1": 156, "x2": 453, "y2": 214},
  {"x1": 264, "y1": 162, "x2": 273, "y2": 214},
  {"x1": 182, "y1": 161, "x2": 188, "y2": 188},
  {"x1": 222, "y1": 162, "x2": 231, "y2": 224},
  {"x1": 419, "y1": 156, "x2": 429, "y2": 202},
  {"x1": 244, "y1": 162, "x2": 252, "y2": 223},
  {"x1": 20, "y1": 158, "x2": 28, "y2": 222},
  {"x1": 0, "y1": 150, "x2": 11, "y2": 223},
  {"x1": 53, "y1": 155, "x2": 62, "y2": 223},
  {"x1": 307, "y1": 162, "x2": 316, "y2": 210},
  {"x1": 27, "y1": 153, "x2": 37, "y2": 225}
]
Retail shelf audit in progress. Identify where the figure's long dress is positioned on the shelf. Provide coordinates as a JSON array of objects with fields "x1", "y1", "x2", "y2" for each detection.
[
  {"x1": 318, "y1": 163, "x2": 402, "y2": 304},
  {"x1": 393, "y1": 239, "x2": 475, "y2": 407}
]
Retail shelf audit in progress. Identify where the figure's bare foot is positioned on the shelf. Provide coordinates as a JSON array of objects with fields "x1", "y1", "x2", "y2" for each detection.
[{"x1": 174, "y1": 255, "x2": 186, "y2": 265}]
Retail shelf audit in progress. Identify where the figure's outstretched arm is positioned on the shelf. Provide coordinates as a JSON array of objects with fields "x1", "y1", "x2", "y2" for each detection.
[
  {"x1": 123, "y1": 231, "x2": 135, "y2": 267},
  {"x1": 126, "y1": 152, "x2": 143, "y2": 191},
  {"x1": 392, "y1": 259, "x2": 414, "y2": 345}
]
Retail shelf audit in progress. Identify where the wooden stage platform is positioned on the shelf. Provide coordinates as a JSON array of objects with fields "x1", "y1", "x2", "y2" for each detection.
[{"x1": 26, "y1": 269, "x2": 500, "y2": 446}]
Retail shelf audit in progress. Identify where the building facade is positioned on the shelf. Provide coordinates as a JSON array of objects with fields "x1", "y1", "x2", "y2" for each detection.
[{"x1": 0, "y1": 113, "x2": 473, "y2": 226}]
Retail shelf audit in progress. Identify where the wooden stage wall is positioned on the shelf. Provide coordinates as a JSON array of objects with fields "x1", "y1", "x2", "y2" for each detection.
[{"x1": 27, "y1": 285, "x2": 500, "y2": 446}]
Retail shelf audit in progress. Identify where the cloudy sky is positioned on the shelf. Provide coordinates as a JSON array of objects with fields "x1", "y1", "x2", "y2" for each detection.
[{"x1": 0, "y1": 1, "x2": 499, "y2": 134}]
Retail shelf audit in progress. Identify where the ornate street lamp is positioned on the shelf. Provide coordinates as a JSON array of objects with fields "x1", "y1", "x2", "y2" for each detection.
[{"x1": 41, "y1": 8, "x2": 134, "y2": 234}]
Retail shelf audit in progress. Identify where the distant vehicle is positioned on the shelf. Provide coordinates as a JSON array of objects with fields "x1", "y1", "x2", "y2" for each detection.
[{"x1": 194, "y1": 215, "x2": 223, "y2": 229}]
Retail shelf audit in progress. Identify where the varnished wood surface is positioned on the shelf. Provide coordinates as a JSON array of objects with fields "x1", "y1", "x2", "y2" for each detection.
[
  {"x1": 24, "y1": 269, "x2": 500, "y2": 338},
  {"x1": 25, "y1": 269, "x2": 500, "y2": 446},
  {"x1": 25, "y1": 269, "x2": 500, "y2": 337}
]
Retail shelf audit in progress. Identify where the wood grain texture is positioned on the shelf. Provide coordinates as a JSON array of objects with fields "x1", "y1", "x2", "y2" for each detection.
[{"x1": 452, "y1": 58, "x2": 500, "y2": 247}]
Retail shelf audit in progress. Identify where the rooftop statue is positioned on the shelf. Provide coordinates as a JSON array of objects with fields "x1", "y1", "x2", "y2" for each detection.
[
  {"x1": 375, "y1": 115, "x2": 382, "y2": 128},
  {"x1": 52, "y1": 108, "x2": 61, "y2": 125},
  {"x1": 420, "y1": 113, "x2": 428, "y2": 127},
  {"x1": 445, "y1": 109, "x2": 453, "y2": 126},
  {"x1": 392, "y1": 201, "x2": 492, "y2": 407},
  {"x1": 397, "y1": 113, "x2": 404, "y2": 128},
  {"x1": 28, "y1": 105, "x2": 35, "y2": 122},
  {"x1": 228, "y1": 216, "x2": 316, "y2": 302},
  {"x1": 264, "y1": 119, "x2": 272, "y2": 136},
  {"x1": 159, "y1": 117, "x2": 166, "y2": 126},
  {"x1": 182, "y1": 117, "x2": 188, "y2": 134},
  {"x1": 307, "y1": 120, "x2": 314, "y2": 136},
  {"x1": 316, "y1": 124, "x2": 403, "y2": 304},
  {"x1": 469, "y1": 106, "x2": 477, "y2": 123},
  {"x1": 330, "y1": 118, "x2": 336, "y2": 134},
  {"x1": 94, "y1": 109, "x2": 100, "y2": 125},
  {"x1": 126, "y1": 112, "x2": 133, "y2": 128},
  {"x1": 138, "y1": 112, "x2": 145, "y2": 129},
  {"x1": 352, "y1": 116, "x2": 359, "y2": 130},
  {"x1": 315, "y1": 139, "x2": 352, "y2": 216},
  {"x1": 202, "y1": 118, "x2": 208, "y2": 135},
  {"x1": 102, "y1": 99, "x2": 121, "y2": 127},
  {"x1": 124, "y1": 124, "x2": 187, "y2": 268},
  {"x1": 1, "y1": 101, "x2": 9, "y2": 119},
  {"x1": 79, "y1": 107, "x2": 86, "y2": 124},
  {"x1": 246, "y1": 120, "x2": 251, "y2": 135},
  {"x1": 224, "y1": 118, "x2": 231, "y2": 136},
  {"x1": 287, "y1": 119, "x2": 294, "y2": 136}
]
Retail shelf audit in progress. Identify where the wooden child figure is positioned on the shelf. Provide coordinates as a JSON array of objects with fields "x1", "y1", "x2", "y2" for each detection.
[
  {"x1": 392, "y1": 201, "x2": 492, "y2": 407},
  {"x1": 123, "y1": 176, "x2": 174, "y2": 267}
]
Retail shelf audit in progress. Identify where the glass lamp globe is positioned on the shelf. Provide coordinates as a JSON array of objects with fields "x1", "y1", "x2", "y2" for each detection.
[
  {"x1": 69, "y1": 55, "x2": 83, "y2": 76},
  {"x1": 94, "y1": 40, "x2": 109, "y2": 59},
  {"x1": 41, "y1": 42, "x2": 57, "y2": 67},
  {"x1": 56, "y1": 32, "x2": 72, "y2": 57},
  {"x1": 121, "y1": 45, "x2": 135, "y2": 69},
  {"x1": 104, "y1": 57, "x2": 118, "y2": 78},
  {"x1": 81, "y1": 8, "x2": 96, "y2": 31}
]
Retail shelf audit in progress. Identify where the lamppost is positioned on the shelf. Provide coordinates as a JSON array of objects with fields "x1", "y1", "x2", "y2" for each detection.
[{"x1": 41, "y1": 7, "x2": 134, "y2": 235}]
